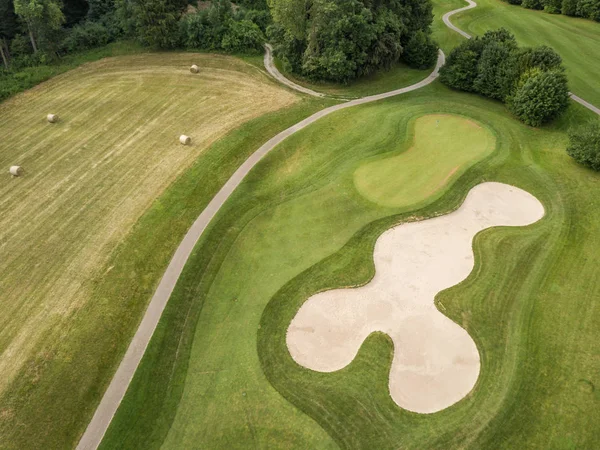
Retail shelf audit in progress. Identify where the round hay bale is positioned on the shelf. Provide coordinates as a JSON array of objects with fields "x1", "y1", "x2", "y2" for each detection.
[
  {"x1": 9, "y1": 166, "x2": 23, "y2": 177},
  {"x1": 179, "y1": 135, "x2": 192, "y2": 145},
  {"x1": 47, "y1": 114, "x2": 59, "y2": 123},
  {"x1": 190, "y1": 64, "x2": 199, "y2": 74}
]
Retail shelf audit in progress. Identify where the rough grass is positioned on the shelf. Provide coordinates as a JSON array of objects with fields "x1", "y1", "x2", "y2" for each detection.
[
  {"x1": 354, "y1": 114, "x2": 495, "y2": 207},
  {"x1": 0, "y1": 52, "x2": 337, "y2": 450},
  {"x1": 448, "y1": 0, "x2": 600, "y2": 106},
  {"x1": 272, "y1": 58, "x2": 431, "y2": 99},
  {"x1": 101, "y1": 82, "x2": 600, "y2": 449}
]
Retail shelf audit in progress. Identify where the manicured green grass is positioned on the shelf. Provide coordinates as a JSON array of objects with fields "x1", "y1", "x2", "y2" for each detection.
[
  {"x1": 354, "y1": 114, "x2": 495, "y2": 207},
  {"x1": 0, "y1": 52, "x2": 334, "y2": 450},
  {"x1": 273, "y1": 57, "x2": 431, "y2": 98},
  {"x1": 448, "y1": 0, "x2": 600, "y2": 105},
  {"x1": 101, "y1": 81, "x2": 600, "y2": 449},
  {"x1": 432, "y1": 0, "x2": 469, "y2": 52}
]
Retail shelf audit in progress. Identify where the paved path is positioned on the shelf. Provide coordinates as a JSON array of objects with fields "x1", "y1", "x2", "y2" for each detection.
[
  {"x1": 76, "y1": 49, "x2": 445, "y2": 450},
  {"x1": 442, "y1": 0, "x2": 599, "y2": 116},
  {"x1": 264, "y1": 44, "x2": 325, "y2": 98},
  {"x1": 443, "y1": 0, "x2": 477, "y2": 39}
]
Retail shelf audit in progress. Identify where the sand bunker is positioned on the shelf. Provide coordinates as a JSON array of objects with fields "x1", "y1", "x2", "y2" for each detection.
[{"x1": 287, "y1": 182, "x2": 544, "y2": 413}]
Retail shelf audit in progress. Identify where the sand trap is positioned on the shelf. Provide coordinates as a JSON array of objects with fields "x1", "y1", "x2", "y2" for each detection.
[{"x1": 287, "y1": 182, "x2": 544, "y2": 413}]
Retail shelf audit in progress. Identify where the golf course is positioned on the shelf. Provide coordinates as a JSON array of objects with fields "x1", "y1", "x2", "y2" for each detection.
[{"x1": 0, "y1": 0, "x2": 599, "y2": 448}]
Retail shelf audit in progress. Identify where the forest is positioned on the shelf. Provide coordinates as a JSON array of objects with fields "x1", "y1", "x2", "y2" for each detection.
[{"x1": 0, "y1": 0, "x2": 439, "y2": 93}]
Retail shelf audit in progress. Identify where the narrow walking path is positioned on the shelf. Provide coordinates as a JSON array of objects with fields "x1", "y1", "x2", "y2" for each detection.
[
  {"x1": 442, "y1": 0, "x2": 600, "y2": 116},
  {"x1": 76, "y1": 49, "x2": 445, "y2": 450},
  {"x1": 264, "y1": 44, "x2": 325, "y2": 98}
]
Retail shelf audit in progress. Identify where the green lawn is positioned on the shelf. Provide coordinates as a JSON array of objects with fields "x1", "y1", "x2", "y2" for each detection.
[
  {"x1": 432, "y1": 0, "x2": 469, "y2": 52},
  {"x1": 447, "y1": 0, "x2": 600, "y2": 106},
  {"x1": 272, "y1": 57, "x2": 431, "y2": 99},
  {"x1": 101, "y1": 81, "x2": 600, "y2": 449},
  {"x1": 354, "y1": 114, "x2": 495, "y2": 207}
]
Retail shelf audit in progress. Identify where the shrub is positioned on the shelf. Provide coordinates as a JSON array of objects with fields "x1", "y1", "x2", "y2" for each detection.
[
  {"x1": 221, "y1": 19, "x2": 265, "y2": 53},
  {"x1": 508, "y1": 69, "x2": 570, "y2": 126},
  {"x1": 561, "y1": 0, "x2": 578, "y2": 15},
  {"x1": 474, "y1": 40, "x2": 517, "y2": 100},
  {"x1": 566, "y1": 121, "x2": 600, "y2": 170},
  {"x1": 439, "y1": 38, "x2": 484, "y2": 92},
  {"x1": 522, "y1": 0, "x2": 544, "y2": 8},
  {"x1": 402, "y1": 30, "x2": 438, "y2": 69},
  {"x1": 62, "y1": 21, "x2": 110, "y2": 52},
  {"x1": 517, "y1": 45, "x2": 563, "y2": 73}
]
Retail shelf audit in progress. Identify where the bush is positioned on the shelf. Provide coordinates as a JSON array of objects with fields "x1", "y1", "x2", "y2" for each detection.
[
  {"x1": 402, "y1": 30, "x2": 438, "y2": 69},
  {"x1": 439, "y1": 38, "x2": 484, "y2": 92},
  {"x1": 62, "y1": 21, "x2": 111, "y2": 52},
  {"x1": 474, "y1": 40, "x2": 517, "y2": 100},
  {"x1": 567, "y1": 121, "x2": 600, "y2": 170},
  {"x1": 221, "y1": 19, "x2": 265, "y2": 53},
  {"x1": 522, "y1": 0, "x2": 544, "y2": 8},
  {"x1": 561, "y1": 0, "x2": 578, "y2": 14},
  {"x1": 508, "y1": 69, "x2": 569, "y2": 126}
]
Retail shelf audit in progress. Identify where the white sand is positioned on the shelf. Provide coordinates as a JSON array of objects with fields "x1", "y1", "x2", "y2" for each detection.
[{"x1": 287, "y1": 182, "x2": 544, "y2": 414}]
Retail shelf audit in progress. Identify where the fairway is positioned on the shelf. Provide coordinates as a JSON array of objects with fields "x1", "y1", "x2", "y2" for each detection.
[
  {"x1": 0, "y1": 52, "x2": 304, "y2": 449},
  {"x1": 101, "y1": 81, "x2": 600, "y2": 449},
  {"x1": 448, "y1": 0, "x2": 600, "y2": 106},
  {"x1": 354, "y1": 114, "x2": 495, "y2": 207}
]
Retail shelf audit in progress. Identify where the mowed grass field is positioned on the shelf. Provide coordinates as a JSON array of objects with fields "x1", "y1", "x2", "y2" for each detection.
[
  {"x1": 0, "y1": 52, "x2": 339, "y2": 449},
  {"x1": 101, "y1": 81, "x2": 599, "y2": 449},
  {"x1": 448, "y1": 0, "x2": 600, "y2": 106}
]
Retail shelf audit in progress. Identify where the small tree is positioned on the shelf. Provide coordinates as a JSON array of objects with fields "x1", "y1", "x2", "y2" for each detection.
[
  {"x1": 402, "y1": 30, "x2": 438, "y2": 69},
  {"x1": 0, "y1": 0, "x2": 18, "y2": 68},
  {"x1": 13, "y1": 0, "x2": 65, "y2": 53},
  {"x1": 439, "y1": 46, "x2": 480, "y2": 91},
  {"x1": 508, "y1": 69, "x2": 569, "y2": 126},
  {"x1": 474, "y1": 40, "x2": 517, "y2": 100},
  {"x1": 566, "y1": 121, "x2": 600, "y2": 171}
]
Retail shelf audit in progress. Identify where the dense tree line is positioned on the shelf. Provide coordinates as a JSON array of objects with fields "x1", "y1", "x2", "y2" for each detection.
[
  {"x1": 440, "y1": 29, "x2": 570, "y2": 126},
  {"x1": 504, "y1": 0, "x2": 600, "y2": 22},
  {"x1": 267, "y1": 0, "x2": 439, "y2": 82},
  {"x1": 0, "y1": 0, "x2": 271, "y2": 71}
]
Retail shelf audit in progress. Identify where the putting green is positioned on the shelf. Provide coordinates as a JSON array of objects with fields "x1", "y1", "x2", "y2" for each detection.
[{"x1": 353, "y1": 114, "x2": 495, "y2": 207}]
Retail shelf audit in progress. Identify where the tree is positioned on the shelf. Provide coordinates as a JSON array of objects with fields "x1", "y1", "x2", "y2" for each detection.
[
  {"x1": 402, "y1": 29, "x2": 438, "y2": 69},
  {"x1": 129, "y1": 0, "x2": 186, "y2": 48},
  {"x1": 62, "y1": 0, "x2": 88, "y2": 26},
  {"x1": 439, "y1": 38, "x2": 484, "y2": 91},
  {"x1": 87, "y1": 0, "x2": 115, "y2": 20},
  {"x1": 221, "y1": 19, "x2": 265, "y2": 53},
  {"x1": 268, "y1": 0, "x2": 437, "y2": 82},
  {"x1": 0, "y1": 0, "x2": 18, "y2": 67},
  {"x1": 474, "y1": 39, "x2": 517, "y2": 100},
  {"x1": 566, "y1": 121, "x2": 600, "y2": 170},
  {"x1": 13, "y1": 0, "x2": 65, "y2": 53},
  {"x1": 508, "y1": 69, "x2": 569, "y2": 126}
]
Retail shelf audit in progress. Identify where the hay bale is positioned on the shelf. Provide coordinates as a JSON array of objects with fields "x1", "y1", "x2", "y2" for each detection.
[
  {"x1": 179, "y1": 135, "x2": 192, "y2": 145},
  {"x1": 47, "y1": 114, "x2": 59, "y2": 123},
  {"x1": 190, "y1": 64, "x2": 199, "y2": 74},
  {"x1": 9, "y1": 166, "x2": 23, "y2": 177}
]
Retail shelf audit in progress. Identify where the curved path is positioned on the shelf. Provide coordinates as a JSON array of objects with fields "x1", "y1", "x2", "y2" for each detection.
[
  {"x1": 442, "y1": 0, "x2": 600, "y2": 116},
  {"x1": 264, "y1": 44, "x2": 325, "y2": 98},
  {"x1": 76, "y1": 49, "x2": 445, "y2": 450}
]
